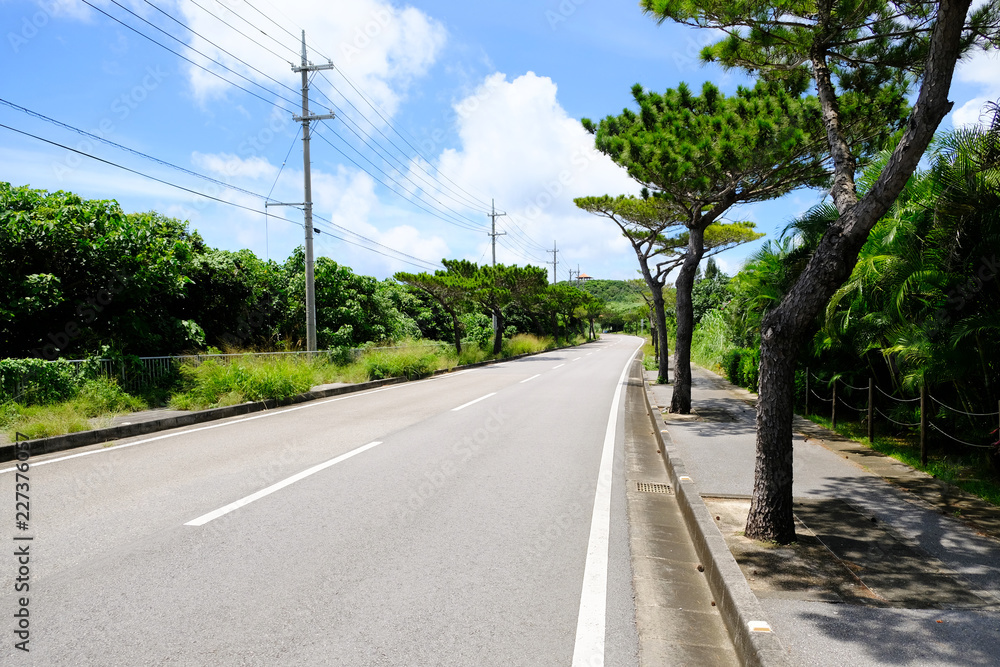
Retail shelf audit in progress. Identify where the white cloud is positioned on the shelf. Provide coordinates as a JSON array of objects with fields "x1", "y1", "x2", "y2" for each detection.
[
  {"x1": 177, "y1": 0, "x2": 446, "y2": 117},
  {"x1": 952, "y1": 49, "x2": 1000, "y2": 128},
  {"x1": 191, "y1": 152, "x2": 276, "y2": 180},
  {"x1": 430, "y1": 71, "x2": 640, "y2": 279}
]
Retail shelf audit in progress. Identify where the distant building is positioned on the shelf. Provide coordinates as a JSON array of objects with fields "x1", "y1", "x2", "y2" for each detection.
[{"x1": 578, "y1": 273, "x2": 593, "y2": 281}]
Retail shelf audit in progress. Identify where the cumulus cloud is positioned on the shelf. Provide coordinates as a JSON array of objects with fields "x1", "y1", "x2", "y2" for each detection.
[
  {"x1": 431, "y1": 72, "x2": 640, "y2": 278},
  {"x1": 952, "y1": 49, "x2": 1000, "y2": 128},
  {"x1": 176, "y1": 0, "x2": 446, "y2": 116}
]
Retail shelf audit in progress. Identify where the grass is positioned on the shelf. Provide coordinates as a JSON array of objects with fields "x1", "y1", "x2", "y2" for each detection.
[
  {"x1": 805, "y1": 413, "x2": 1000, "y2": 507},
  {"x1": 0, "y1": 378, "x2": 146, "y2": 439},
  {"x1": 690, "y1": 310, "x2": 734, "y2": 374},
  {"x1": 3, "y1": 334, "x2": 582, "y2": 439}
]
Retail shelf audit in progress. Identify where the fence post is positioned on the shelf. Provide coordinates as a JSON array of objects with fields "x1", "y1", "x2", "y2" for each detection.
[
  {"x1": 920, "y1": 384, "x2": 928, "y2": 466},
  {"x1": 831, "y1": 379, "x2": 838, "y2": 429},
  {"x1": 805, "y1": 368, "x2": 809, "y2": 416},
  {"x1": 868, "y1": 378, "x2": 874, "y2": 444}
]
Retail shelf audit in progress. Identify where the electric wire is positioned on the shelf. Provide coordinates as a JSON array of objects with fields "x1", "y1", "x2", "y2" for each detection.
[
  {"x1": 0, "y1": 121, "x2": 441, "y2": 271},
  {"x1": 80, "y1": 0, "x2": 294, "y2": 110},
  {"x1": 86, "y1": 0, "x2": 487, "y2": 235},
  {"x1": 314, "y1": 73, "x2": 490, "y2": 217},
  {"x1": 0, "y1": 97, "x2": 271, "y2": 203},
  {"x1": 323, "y1": 70, "x2": 493, "y2": 213},
  {"x1": 311, "y1": 125, "x2": 484, "y2": 232}
]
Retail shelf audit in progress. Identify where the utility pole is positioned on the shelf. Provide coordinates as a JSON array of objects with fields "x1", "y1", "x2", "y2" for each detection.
[
  {"x1": 268, "y1": 31, "x2": 334, "y2": 353},
  {"x1": 547, "y1": 241, "x2": 558, "y2": 284},
  {"x1": 487, "y1": 199, "x2": 506, "y2": 332},
  {"x1": 488, "y1": 199, "x2": 506, "y2": 267}
]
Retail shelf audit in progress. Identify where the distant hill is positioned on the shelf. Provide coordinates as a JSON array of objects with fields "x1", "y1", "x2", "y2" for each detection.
[{"x1": 572, "y1": 279, "x2": 646, "y2": 307}]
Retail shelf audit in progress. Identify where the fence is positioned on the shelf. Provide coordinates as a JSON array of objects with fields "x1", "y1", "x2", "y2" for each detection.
[{"x1": 804, "y1": 369, "x2": 1000, "y2": 465}]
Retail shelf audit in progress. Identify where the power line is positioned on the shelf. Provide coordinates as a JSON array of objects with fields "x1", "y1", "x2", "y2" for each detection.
[
  {"x1": 314, "y1": 73, "x2": 490, "y2": 217},
  {"x1": 80, "y1": 0, "x2": 294, "y2": 110},
  {"x1": 0, "y1": 121, "x2": 442, "y2": 271},
  {"x1": 311, "y1": 125, "x2": 484, "y2": 232},
  {"x1": 0, "y1": 97, "x2": 271, "y2": 203},
  {"x1": 324, "y1": 69, "x2": 492, "y2": 213}
]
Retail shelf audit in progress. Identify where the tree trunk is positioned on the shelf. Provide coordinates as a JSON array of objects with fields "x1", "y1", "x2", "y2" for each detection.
[
  {"x1": 651, "y1": 288, "x2": 670, "y2": 385},
  {"x1": 550, "y1": 312, "x2": 559, "y2": 345},
  {"x1": 492, "y1": 309, "x2": 503, "y2": 355},
  {"x1": 744, "y1": 318, "x2": 797, "y2": 543},
  {"x1": 671, "y1": 227, "x2": 706, "y2": 414},
  {"x1": 744, "y1": 0, "x2": 971, "y2": 544},
  {"x1": 450, "y1": 311, "x2": 462, "y2": 355}
]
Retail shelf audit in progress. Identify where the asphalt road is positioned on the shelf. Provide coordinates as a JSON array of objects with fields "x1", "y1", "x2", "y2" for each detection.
[{"x1": 1, "y1": 335, "x2": 646, "y2": 666}]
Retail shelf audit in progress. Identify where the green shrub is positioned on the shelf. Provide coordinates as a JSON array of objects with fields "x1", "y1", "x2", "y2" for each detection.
[
  {"x1": 737, "y1": 348, "x2": 761, "y2": 392},
  {"x1": 0, "y1": 358, "x2": 82, "y2": 405},
  {"x1": 722, "y1": 349, "x2": 743, "y2": 385}
]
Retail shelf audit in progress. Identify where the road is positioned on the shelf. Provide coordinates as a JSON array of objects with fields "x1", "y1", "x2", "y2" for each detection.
[{"x1": 2, "y1": 335, "x2": 648, "y2": 666}]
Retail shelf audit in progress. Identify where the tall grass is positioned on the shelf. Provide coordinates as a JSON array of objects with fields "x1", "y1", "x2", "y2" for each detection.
[
  {"x1": 3, "y1": 334, "x2": 583, "y2": 438},
  {"x1": 169, "y1": 356, "x2": 320, "y2": 410},
  {"x1": 1, "y1": 377, "x2": 146, "y2": 439},
  {"x1": 690, "y1": 310, "x2": 734, "y2": 372}
]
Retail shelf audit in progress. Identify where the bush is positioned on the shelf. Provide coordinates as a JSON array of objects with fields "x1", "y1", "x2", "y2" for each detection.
[
  {"x1": 0, "y1": 358, "x2": 83, "y2": 405},
  {"x1": 737, "y1": 348, "x2": 761, "y2": 392},
  {"x1": 720, "y1": 347, "x2": 761, "y2": 392}
]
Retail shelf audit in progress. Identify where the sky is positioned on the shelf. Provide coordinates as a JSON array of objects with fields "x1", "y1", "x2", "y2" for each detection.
[{"x1": 1, "y1": 0, "x2": 998, "y2": 282}]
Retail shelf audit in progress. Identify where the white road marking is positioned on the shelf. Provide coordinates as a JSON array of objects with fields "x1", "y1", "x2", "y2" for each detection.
[
  {"x1": 0, "y1": 369, "x2": 481, "y2": 474},
  {"x1": 520, "y1": 374, "x2": 541, "y2": 384},
  {"x1": 184, "y1": 441, "x2": 383, "y2": 526},
  {"x1": 571, "y1": 345, "x2": 640, "y2": 667},
  {"x1": 572, "y1": 357, "x2": 582, "y2": 361},
  {"x1": 553, "y1": 364, "x2": 565, "y2": 369},
  {"x1": 451, "y1": 392, "x2": 497, "y2": 412}
]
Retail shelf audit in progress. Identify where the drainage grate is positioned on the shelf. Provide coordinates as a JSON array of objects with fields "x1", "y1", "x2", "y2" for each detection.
[{"x1": 636, "y1": 482, "x2": 673, "y2": 494}]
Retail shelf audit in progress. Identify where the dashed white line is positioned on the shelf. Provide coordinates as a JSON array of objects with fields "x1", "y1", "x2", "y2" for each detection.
[
  {"x1": 553, "y1": 364, "x2": 565, "y2": 369},
  {"x1": 184, "y1": 440, "x2": 383, "y2": 526},
  {"x1": 0, "y1": 369, "x2": 479, "y2": 475},
  {"x1": 451, "y1": 392, "x2": 497, "y2": 412},
  {"x1": 572, "y1": 357, "x2": 582, "y2": 361},
  {"x1": 520, "y1": 374, "x2": 541, "y2": 384}
]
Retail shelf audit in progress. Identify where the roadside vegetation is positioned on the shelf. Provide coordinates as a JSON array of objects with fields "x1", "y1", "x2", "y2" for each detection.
[
  {"x1": 0, "y1": 334, "x2": 575, "y2": 439},
  {"x1": 683, "y1": 116, "x2": 1000, "y2": 507}
]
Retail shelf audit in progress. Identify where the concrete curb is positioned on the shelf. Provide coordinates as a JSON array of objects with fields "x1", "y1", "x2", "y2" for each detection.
[
  {"x1": 640, "y1": 380, "x2": 790, "y2": 667},
  {"x1": 0, "y1": 342, "x2": 591, "y2": 463}
]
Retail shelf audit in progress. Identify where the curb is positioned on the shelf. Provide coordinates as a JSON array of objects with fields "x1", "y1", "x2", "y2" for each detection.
[
  {"x1": 0, "y1": 341, "x2": 592, "y2": 463},
  {"x1": 640, "y1": 381, "x2": 790, "y2": 667}
]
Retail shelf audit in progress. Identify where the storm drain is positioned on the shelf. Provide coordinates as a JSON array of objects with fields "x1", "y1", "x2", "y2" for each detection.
[{"x1": 636, "y1": 482, "x2": 673, "y2": 494}]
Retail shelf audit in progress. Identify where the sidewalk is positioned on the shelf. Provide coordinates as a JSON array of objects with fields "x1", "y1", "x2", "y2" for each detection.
[{"x1": 647, "y1": 365, "x2": 1000, "y2": 666}]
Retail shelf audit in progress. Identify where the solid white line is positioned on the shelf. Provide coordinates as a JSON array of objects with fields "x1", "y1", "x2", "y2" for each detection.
[
  {"x1": 185, "y1": 441, "x2": 383, "y2": 526},
  {"x1": 520, "y1": 374, "x2": 541, "y2": 384},
  {"x1": 553, "y1": 364, "x2": 565, "y2": 369},
  {"x1": 451, "y1": 392, "x2": 497, "y2": 412},
  {"x1": 571, "y1": 345, "x2": 640, "y2": 667},
  {"x1": 0, "y1": 370, "x2": 479, "y2": 475}
]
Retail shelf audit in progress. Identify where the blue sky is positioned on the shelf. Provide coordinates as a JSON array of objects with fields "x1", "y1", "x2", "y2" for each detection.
[{"x1": 2, "y1": 0, "x2": 998, "y2": 281}]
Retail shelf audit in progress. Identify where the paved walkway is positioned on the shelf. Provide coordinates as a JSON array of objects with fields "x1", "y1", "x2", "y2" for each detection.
[{"x1": 648, "y1": 365, "x2": 1000, "y2": 666}]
